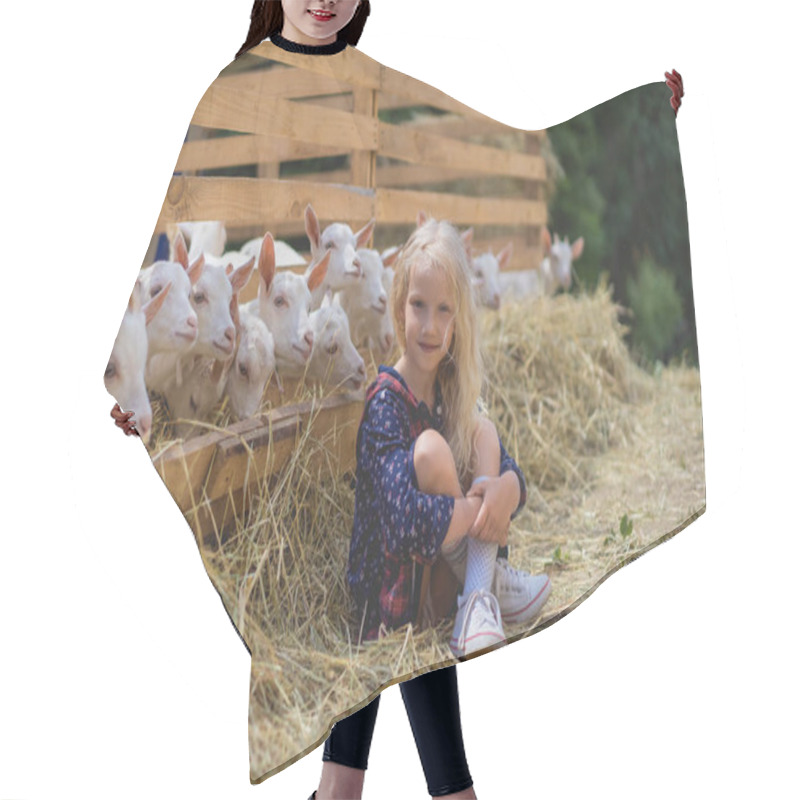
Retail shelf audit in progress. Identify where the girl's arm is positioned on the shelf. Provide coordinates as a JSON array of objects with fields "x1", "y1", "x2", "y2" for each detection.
[{"x1": 498, "y1": 437, "x2": 527, "y2": 520}]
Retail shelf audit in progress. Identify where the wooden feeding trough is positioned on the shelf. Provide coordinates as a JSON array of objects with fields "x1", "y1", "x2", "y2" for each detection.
[{"x1": 151, "y1": 388, "x2": 364, "y2": 546}]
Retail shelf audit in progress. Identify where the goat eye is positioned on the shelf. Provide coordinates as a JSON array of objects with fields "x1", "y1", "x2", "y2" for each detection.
[
  {"x1": 327, "y1": 343, "x2": 339, "y2": 355},
  {"x1": 150, "y1": 284, "x2": 162, "y2": 298},
  {"x1": 104, "y1": 362, "x2": 116, "y2": 380},
  {"x1": 275, "y1": 296, "x2": 285, "y2": 307},
  {"x1": 193, "y1": 292, "x2": 206, "y2": 304},
  {"x1": 238, "y1": 363, "x2": 248, "y2": 377},
  {"x1": 476, "y1": 270, "x2": 483, "y2": 277}
]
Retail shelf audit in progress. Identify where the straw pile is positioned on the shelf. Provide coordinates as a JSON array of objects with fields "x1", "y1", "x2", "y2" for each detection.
[
  {"x1": 151, "y1": 283, "x2": 695, "y2": 780},
  {"x1": 480, "y1": 277, "x2": 654, "y2": 491}
]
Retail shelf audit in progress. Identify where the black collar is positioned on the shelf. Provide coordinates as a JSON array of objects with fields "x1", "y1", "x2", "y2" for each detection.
[{"x1": 270, "y1": 31, "x2": 348, "y2": 55}]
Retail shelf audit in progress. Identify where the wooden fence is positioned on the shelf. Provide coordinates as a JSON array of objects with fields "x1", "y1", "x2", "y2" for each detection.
[{"x1": 146, "y1": 42, "x2": 549, "y2": 543}]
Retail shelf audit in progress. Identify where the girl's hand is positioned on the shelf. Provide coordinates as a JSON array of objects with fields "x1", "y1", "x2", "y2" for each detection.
[
  {"x1": 111, "y1": 403, "x2": 139, "y2": 436},
  {"x1": 466, "y1": 476, "x2": 515, "y2": 546}
]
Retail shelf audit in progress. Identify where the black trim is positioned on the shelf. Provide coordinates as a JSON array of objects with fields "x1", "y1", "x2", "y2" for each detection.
[{"x1": 270, "y1": 31, "x2": 347, "y2": 55}]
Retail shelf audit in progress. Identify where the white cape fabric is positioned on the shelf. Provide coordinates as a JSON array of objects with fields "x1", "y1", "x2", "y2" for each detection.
[{"x1": 103, "y1": 38, "x2": 705, "y2": 783}]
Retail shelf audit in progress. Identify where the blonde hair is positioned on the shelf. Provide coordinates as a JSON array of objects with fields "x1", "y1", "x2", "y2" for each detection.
[{"x1": 391, "y1": 217, "x2": 486, "y2": 490}]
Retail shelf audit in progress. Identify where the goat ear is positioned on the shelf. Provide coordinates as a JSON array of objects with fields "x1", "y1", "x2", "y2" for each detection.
[
  {"x1": 173, "y1": 230, "x2": 189, "y2": 269},
  {"x1": 497, "y1": 241, "x2": 513, "y2": 270},
  {"x1": 355, "y1": 217, "x2": 376, "y2": 248},
  {"x1": 381, "y1": 246, "x2": 400, "y2": 268},
  {"x1": 321, "y1": 289, "x2": 333, "y2": 308},
  {"x1": 230, "y1": 256, "x2": 256, "y2": 294},
  {"x1": 332, "y1": 291, "x2": 342, "y2": 307},
  {"x1": 143, "y1": 281, "x2": 172, "y2": 326},
  {"x1": 188, "y1": 253, "x2": 205, "y2": 285},
  {"x1": 572, "y1": 237, "x2": 585, "y2": 260},
  {"x1": 416, "y1": 210, "x2": 428, "y2": 228},
  {"x1": 307, "y1": 248, "x2": 331, "y2": 292},
  {"x1": 542, "y1": 227, "x2": 552, "y2": 254},
  {"x1": 258, "y1": 233, "x2": 276, "y2": 293},
  {"x1": 304, "y1": 204, "x2": 321, "y2": 252}
]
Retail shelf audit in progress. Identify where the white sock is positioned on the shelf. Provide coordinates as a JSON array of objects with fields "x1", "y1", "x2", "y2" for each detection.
[
  {"x1": 462, "y1": 538, "x2": 498, "y2": 599},
  {"x1": 461, "y1": 475, "x2": 497, "y2": 600}
]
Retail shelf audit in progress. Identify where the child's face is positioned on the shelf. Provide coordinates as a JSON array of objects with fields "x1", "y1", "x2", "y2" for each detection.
[
  {"x1": 403, "y1": 263, "x2": 456, "y2": 376},
  {"x1": 281, "y1": 1, "x2": 361, "y2": 45}
]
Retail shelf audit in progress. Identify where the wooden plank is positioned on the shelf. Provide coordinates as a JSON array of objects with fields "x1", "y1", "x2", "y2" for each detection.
[
  {"x1": 377, "y1": 98, "x2": 546, "y2": 141},
  {"x1": 376, "y1": 186, "x2": 546, "y2": 227},
  {"x1": 214, "y1": 65, "x2": 354, "y2": 100},
  {"x1": 294, "y1": 93, "x2": 354, "y2": 113},
  {"x1": 375, "y1": 163, "x2": 540, "y2": 188},
  {"x1": 176, "y1": 134, "x2": 345, "y2": 171},
  {"x1": 191, "y1": 82, "x2": 378, "y2": 151},
  {"x1": 406, "y1": 114, "x2": 547, "y2": 143},
  {"x1": 178, "y1": 144, "x2": 541, "y2": 189},
  {"x1": 152, "y1": 414, "x2": 269, "y2": 512},
  {"x1": 156, "y1": 176, "x2": 376, "y2": 230},
  {"x1": 379, "y1": 122, "x2": 545, "y2": 180}
]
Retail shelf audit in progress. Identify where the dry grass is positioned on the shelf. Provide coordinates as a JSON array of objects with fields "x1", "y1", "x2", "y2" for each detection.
[{"x1": 145, "y1": 284, "x2": 704, "y2": 781}]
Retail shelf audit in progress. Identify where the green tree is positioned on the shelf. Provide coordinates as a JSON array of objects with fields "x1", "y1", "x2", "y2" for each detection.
[{"x1": 546, "y1": 83, "x2": 697, "y2": 366}]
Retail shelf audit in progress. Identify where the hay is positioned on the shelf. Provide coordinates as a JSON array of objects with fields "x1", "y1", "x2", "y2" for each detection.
[
  {"x1": 141, "y1": 283, "x2": 702, "y2": 780},
  {"x1": 481, "y1": 277, "x2": 654, "y2": 491}
]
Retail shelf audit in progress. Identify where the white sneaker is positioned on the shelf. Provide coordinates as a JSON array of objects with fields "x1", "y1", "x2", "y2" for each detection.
[
  {"x1": 449, "y1": 589, "x2": 506, "y2": 657},
  {"x1": 492, "y1": 558, "x2": 552, "y2": 625}
]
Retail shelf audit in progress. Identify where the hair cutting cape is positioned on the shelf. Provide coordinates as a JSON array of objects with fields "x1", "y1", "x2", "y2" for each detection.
[{"x1": 103, "y1": 39, "x2": 705, "y2": 783}]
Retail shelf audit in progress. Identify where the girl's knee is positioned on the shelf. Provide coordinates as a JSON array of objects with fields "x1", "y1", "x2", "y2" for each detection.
[{"x1": 414, "y1": 430, "x2": 457, "y2": 492}]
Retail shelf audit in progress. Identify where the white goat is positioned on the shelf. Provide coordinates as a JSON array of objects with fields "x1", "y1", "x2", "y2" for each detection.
[
  {"x1": 302, "y1": 294, "x2": 367, "y2": 390},
  {"x1": 159, "y1": 257, "x2": 257, "y2": 434},
  {"x1": 226, "y1": 309, "x2": 276, "y2": 420},
  {"x1": 305, "y1": 203, "x2": 376, "y2": 309},
  {"x1": 335, "y1": 248, "x2": 388, "y2": 347},
  {"x1": 167, "y1": 220, "x2": 227, "y2": 261},
  {"x1": 105, "y1": 279, "x2": 171, "y2": 444},
  {"x1": 140, "y1": 233, "x2": 205, "y2": 393},
  {"x1": 542, "y1": 231, "x2": 584, "y2": 293},
  {"x1": 497, "y1": 229, "x2": 585, "y2": 298},
  {"x1": 241, "y1": 231, "x2": 331, "y2": 380},
  {"x1": 471, "y1": 243, "x2": 512, "y2": 310}
]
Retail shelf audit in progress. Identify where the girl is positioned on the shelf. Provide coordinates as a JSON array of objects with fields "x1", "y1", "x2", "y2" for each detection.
[{"x1": 347, "y1": 216, "x2": 552, "y2": 660}]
